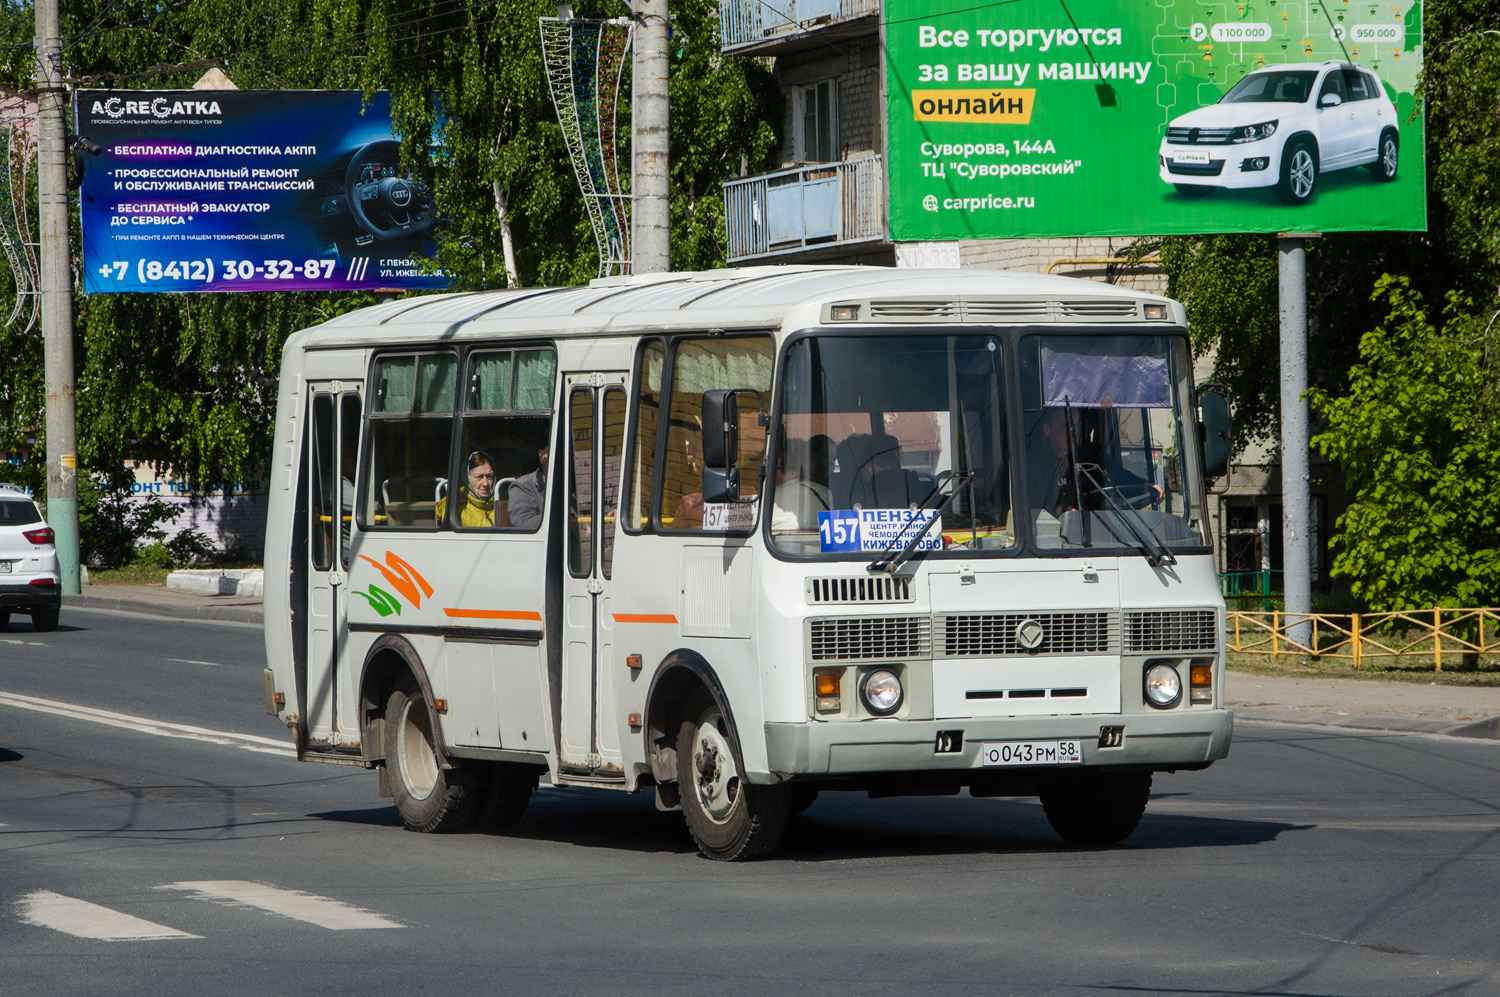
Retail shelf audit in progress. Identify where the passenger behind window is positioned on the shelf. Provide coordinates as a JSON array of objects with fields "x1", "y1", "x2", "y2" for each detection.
[
  {"x1": 507, "y1": 444, "x2": 549, "y2": 531},
  {"x1": 437, "y1": 451, "x2": 498, "y2": 527}
]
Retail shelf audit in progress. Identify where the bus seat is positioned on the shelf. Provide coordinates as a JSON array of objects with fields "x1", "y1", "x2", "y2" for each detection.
[
  {"x1": 381, "y1": 475, "x2": 446, "y2": 527},
  {"x1": 495, "y1": 477, "x2": 514, "y2": 528}
]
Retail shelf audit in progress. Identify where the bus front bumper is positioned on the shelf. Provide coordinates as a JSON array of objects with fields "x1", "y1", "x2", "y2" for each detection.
[{"x1": 763, "y1": 709, "x2": 1233, "y2": 777}]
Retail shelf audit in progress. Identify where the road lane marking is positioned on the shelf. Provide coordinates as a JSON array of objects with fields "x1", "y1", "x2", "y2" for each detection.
[
  {"x1": 18, "y1": 890, "x2": 200, "y2": 941},
  {"x1": 159, "y1": 881, "x2": 402, "y2": 930},
  {"x1": 166, "y1": 658, "x2": 220, "y2": 666},
  {"x1": 0, "y1": 691, "x2": 294, "y2": 757}
]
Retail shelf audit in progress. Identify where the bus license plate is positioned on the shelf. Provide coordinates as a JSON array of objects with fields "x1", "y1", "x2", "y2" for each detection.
[
  {"x1": 980, "y1": 740, "x2": 1083, "y2": 766},
  {"x1": 1174, "y1": 150, "x2": 1210, "y2": 165}
]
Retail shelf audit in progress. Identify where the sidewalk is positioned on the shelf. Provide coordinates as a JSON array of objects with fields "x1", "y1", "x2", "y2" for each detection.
[
  {"x1": 67, "y1": 582, "x2": 263, "y2": 625},
  {"x1": 58, "y1": 584, "x2": 1500, "y2": 740}
]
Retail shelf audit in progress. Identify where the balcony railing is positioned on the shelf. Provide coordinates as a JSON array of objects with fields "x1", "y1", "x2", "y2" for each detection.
[
  {"x1": 724, "y1": 156, "x2": 885, "y2": 263},
  {"x1": 719, "y1": 0, "x2": 880, "y2": 54}
]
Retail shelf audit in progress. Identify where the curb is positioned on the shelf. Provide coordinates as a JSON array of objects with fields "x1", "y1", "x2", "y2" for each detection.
[
  {"x1": 1233, "y1": 707, "x2": 1500, "y2": 740},
  {"x1": 66, "y1": 591, "x2": 263, "y2": 626}
]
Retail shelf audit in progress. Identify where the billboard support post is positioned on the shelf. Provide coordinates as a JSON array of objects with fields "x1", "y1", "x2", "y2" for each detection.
[
  {"x1": 1278, "y1": 233, "x2": 1317, "y2": 649},
  {"x1": 631, "y1": 0, "x2": 669, "y2": 273},
  {"x1": 36, "y1": 0, "x2": 80, "y2": 594}
]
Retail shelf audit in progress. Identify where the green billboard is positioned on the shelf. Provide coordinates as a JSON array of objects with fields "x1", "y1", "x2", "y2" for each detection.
[{"x1": 884, "y1": 0, "x2": 1425, "y2": 239}]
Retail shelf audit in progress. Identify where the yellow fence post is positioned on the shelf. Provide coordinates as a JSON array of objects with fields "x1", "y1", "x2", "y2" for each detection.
[
  {"x1": 1273, "y1": 610, "x2": 1280, "y2": 657},
  {"x1": 1434, "y1": 608, "x2": 1442, "y2": 672},
  {"x1": 1352, "y1": 613, "x2": 1362, "y2": 670}
]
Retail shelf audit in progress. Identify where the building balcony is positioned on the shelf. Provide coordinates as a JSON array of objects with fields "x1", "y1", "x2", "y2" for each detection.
[
  {"x1": 719, "y1": 0, "x2": 880, "y2": 55},
  {"x1": 723, "y1": 156, "x2": 886, "y2": 264}
]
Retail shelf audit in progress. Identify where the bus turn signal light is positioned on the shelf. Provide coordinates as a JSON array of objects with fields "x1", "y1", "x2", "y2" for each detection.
[
  {"x1": 1190, "y1": 662, "x2": 1212, "y2": 704},
  {"x1": 815, "y1": 671, "x2": 841, "y2": 713}
]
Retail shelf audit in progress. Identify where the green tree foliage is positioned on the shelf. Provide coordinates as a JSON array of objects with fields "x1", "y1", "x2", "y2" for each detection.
[{"x1": 1308, "y1": 277, "x2": 1500, "y2": 610}]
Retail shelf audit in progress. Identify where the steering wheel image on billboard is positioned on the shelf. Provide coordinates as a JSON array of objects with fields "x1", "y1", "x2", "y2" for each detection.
[
  {"x1": 884, "y1": 0, "x2": 1424, "y2": 238},
  {"x1": 75, "y1": 90, "x2": 448, "y2": 293}
]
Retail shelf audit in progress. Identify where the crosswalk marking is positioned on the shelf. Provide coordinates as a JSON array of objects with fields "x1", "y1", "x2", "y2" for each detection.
[
  {"x1": 159, "y1": 881, "x2": 402, "y2": 930},
  {"x1": 17, "y1": 890, "x2": 201, "y2": 941}
]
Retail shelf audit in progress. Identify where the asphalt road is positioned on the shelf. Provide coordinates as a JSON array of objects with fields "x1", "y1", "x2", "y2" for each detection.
[{"x1": 4, "y1": 608, "x2": 1500, "y2": 996}]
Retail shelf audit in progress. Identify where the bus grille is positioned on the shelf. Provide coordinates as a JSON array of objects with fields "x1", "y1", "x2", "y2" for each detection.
[
  {"x1": 809, "y1": 616, "x2": 931, "y2": 661},
  {"x1": 806, "y1": 575, "x2": 913, "y2": 604},
  {"x1": 938, "y1": 612, "x2": 1118, "y2": 657},
  {"x1": 1124, "y1": 610, "x2": 1218, "y2": 652}
]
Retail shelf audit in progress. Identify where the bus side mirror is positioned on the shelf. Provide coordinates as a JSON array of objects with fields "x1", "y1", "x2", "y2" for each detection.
[
  {"x1": 1198, "y1": 387, "x2": 1232, "y2": 479},
  {"x1": 702, "y1": 389, "x2": 741, "y2": 503}
]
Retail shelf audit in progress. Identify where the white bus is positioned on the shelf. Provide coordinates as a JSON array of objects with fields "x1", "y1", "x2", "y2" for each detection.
[{"x1": 262, "y1": 266, "x2": 1234, "y2": 860}]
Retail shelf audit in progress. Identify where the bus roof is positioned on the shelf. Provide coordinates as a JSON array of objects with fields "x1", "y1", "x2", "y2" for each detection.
[{"x1": 291, "y1": 265, "x2": 1180, "y2": 349}]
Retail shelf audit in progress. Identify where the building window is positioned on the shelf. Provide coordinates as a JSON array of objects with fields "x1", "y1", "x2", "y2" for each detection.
[{"x1": 800, "y1": 79, "x2": 838, "y2": 163}]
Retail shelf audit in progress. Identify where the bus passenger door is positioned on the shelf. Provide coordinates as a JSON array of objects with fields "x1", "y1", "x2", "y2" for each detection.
[
  {"x1": 303, "y1": 384, "x2": 361, "y2": 752},
  {"x1": 559, "y1": 373, "x2": 628, "y2": 775}
]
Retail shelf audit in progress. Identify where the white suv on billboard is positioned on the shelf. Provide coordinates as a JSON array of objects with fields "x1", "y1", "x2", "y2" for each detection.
[
  {"x1": 0, "y1": 483, "x2": 61, "y2": 631},
  {"x1": 1159, "y1": 61, "x2": 1400, "y2": 204}
]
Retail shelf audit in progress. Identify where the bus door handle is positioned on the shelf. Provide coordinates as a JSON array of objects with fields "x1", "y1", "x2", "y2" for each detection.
[{"x1": 586, "y1": 578, "x2": 603, "y2": 595}]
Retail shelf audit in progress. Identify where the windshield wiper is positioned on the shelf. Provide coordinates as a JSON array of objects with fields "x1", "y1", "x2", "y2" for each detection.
[
  {"x1": 1073, "y1": 462, "x2": 1177, "y2": 568},
  {"x1": 868, "y1": 469, "x2": 974, "y2": 574}
]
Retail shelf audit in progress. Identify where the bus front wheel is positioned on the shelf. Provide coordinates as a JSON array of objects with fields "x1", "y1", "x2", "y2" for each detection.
[
  {"x1": 676, "y1": 701, "x2": 792, "y2": 860},
  {"x1": 1039, "y1": 770, "x2": 1152, "y2": 846},
  {"x1": 384, "y1": 676, "x2": 483, "y2": 833}
]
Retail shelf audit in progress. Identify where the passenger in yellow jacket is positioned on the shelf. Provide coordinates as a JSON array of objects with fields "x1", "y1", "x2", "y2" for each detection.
[{"x1": 436, "y1": 451, "x2": 497, "y2": 527}]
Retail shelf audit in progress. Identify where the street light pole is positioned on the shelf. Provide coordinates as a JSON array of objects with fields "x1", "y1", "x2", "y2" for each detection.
[{"x1": 35, "y1": 0, "x2": 81, "y2": 593}]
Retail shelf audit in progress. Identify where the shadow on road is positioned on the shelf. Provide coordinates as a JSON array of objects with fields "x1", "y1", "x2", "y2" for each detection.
[
  {"x1": 308, "y1": 788, "x2": 1310, "y2": 859},
  {"x1": 0, "y1": 748, "x2": 23, "y2": 763}
]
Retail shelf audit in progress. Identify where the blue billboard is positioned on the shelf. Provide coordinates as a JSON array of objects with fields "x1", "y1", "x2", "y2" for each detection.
[{"x1": 75, "y1": 90, "x2": 448, "y2": 293}]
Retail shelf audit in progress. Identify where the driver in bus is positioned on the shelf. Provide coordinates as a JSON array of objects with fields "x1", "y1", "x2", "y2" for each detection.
[{"x1": 436, "y1": 451, "x2": 497, "y2": 527}]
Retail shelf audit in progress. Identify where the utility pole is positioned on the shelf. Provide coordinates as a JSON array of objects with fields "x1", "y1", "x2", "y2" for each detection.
[
  {"x1": 631, "y1": 0, "x2": 669, "y2": 273},
  {"x1": 1278, "y1": 234, "x2": 1318, "y2": 649},
  {"x1": 35, "y1": 0, "x2": 80, "y2": 593}
]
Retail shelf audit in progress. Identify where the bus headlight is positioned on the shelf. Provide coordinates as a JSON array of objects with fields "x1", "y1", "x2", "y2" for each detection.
[
  {"x1": 1144, "y1": 663, "x2": 1182, "y2": 708},
  {"x1": 860, "y1": 669, "x2": 903, "y2": 715}
]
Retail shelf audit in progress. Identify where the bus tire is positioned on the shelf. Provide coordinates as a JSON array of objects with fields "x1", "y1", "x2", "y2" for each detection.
[
  {"x1": 1039, "y1": 770, "x2": 1152, "y2": 846},
  {"x1": 384, "y1": 676, "x2": 482, "y2": 833},
  {"x1": 676, "y1": 700, "x2": 791, "y2": 861},
  {"x1": 479, "y1": 762, "x2": 536, "y2": 833}
]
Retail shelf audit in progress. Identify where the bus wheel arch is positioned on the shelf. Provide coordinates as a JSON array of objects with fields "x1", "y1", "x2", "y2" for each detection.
[
  {"x1": 643, "y1": 651, "x2": 743, "y2": 798},
  {"x1": 358, "y1": 633, "x2": 446, "y2": 769}
]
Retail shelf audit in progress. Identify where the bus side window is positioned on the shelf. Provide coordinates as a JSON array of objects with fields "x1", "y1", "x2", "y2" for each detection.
[
  {"x1": 657, "y1": 335, "x2": 773, "y2": 531},
  {"x1": 624, "y1": 339, "x2": 664, "y2": 534},
  {"x1": 363, "y1": 352, "x2": 456, "y2": 530},
  {"x1": 458, "y1": 347, "x2": 556, "y2": 532}
]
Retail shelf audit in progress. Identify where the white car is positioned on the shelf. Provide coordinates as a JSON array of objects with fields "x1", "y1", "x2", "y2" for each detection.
[
  {"x1": 1159, "y1": 61, "x2": 1400, "y2": 204},
  {"x1": 0, "y1": 483, "x2": 61, "y2": 632}
]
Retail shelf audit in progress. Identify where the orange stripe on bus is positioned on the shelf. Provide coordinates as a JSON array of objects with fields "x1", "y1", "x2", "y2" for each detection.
[
  {"x1": 613, "y1": 613, "x2": 678, "y2": 624},
  {"x1": 442, "y1": 608, "x2": 544, "y2": 622}
]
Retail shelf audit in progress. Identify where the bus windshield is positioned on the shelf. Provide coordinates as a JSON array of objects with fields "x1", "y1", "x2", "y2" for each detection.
[
  {"x1": 771, "y1": 333, "x2": 1015, "y2": 556},
  {"x1": 1019, "y1": 334, "x2": 1208, "y2": 553}
]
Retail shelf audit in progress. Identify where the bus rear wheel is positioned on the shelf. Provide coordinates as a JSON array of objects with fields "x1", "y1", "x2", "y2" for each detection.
[
  {"x1": 1039, "y1": 770, "x2": 1152, "y2": 846},
  {"x1": 384, "y1": 676, "x2": 482, "y2": 833},
  {"x1": 676, "y1": 701, "x2": 792, "y2": 861}
]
